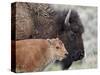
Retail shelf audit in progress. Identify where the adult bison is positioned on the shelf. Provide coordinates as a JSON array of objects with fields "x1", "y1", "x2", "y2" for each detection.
[{"x1": 11, "y1": 2, "x2": 84, "y2": 70}]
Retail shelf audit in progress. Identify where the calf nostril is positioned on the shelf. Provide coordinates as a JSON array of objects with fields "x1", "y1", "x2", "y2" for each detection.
[{"x1": 65, "y1": 54, "x2": 68, "y2": 56}]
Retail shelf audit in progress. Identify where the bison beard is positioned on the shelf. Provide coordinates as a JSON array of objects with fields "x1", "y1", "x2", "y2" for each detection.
[{"x1": 11, "y1": 2, "x2": 84, "y2": 70}]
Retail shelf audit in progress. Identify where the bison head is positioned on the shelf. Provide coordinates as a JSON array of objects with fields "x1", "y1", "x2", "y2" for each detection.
[{"x1": 57, "y1": 9, "x2": 84, "y2": 69}]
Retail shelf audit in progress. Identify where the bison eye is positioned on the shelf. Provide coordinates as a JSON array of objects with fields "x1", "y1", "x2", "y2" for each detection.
[{"x1": 70, "y1": 31, "x2": 76, "y2": 41}]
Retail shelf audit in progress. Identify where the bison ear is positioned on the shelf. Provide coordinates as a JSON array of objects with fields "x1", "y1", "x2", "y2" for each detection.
[{"x1": 64, "y1": 9, "x2": 71, "y2": 26}]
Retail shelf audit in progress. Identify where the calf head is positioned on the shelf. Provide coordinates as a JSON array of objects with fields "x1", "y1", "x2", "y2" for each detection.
[{"x1": 48, "y1": 38, "x2": 68, "y2": 61}]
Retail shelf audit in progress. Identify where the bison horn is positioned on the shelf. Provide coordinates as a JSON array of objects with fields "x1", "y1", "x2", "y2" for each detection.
[{"x1": 64, "y1": 9, "x2": 71, "y2": 26}]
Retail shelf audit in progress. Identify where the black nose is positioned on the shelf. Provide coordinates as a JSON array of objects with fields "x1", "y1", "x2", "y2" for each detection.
[{"x1": 71, "y1": 50, "x2": 84, "y2": 61}]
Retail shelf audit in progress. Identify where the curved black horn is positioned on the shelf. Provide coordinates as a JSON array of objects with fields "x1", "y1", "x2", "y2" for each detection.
[{"x1": 64, "y1": 9, "x2": 71, "y2": 26}]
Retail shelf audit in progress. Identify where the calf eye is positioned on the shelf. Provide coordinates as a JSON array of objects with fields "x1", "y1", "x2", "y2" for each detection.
[{"x1": 56, "y1": 46, "x2": 60, "y2": 49}]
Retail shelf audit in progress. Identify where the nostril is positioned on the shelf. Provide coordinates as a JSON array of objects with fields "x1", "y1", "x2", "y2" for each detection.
[{"x1": 65, "y1": 54, "x2": 68, "y2": 56}]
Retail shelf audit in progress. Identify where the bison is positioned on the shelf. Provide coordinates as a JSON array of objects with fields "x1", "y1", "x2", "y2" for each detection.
[
  {"x1": 14, "y1": 38, "x2": 68, "y2": 72},
  {"x1": 11, "y1": 2, "x2": 84, "y2": 70}
]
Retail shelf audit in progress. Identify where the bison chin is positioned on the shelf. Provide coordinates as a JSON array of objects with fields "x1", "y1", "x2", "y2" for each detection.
[
  {"x1": 70, "y1": 50, "x2": 84, "y2": 61},
  {"x1": 60, "y1": 49, "x2": 84, "y2": 70}
]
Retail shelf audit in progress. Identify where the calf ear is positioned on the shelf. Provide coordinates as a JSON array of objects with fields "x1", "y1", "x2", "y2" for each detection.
[
  {"x1": 56, "y1": 38, "x2": 59, "y2": 40},
  {"x1": 47, "y1": 39, "x2": 57, "y2": 46},
  {"x1": 47, "y1": 39, "x2": 52, "y2": 45}
]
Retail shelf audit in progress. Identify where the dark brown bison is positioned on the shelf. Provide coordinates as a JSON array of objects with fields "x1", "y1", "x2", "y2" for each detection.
[
  {"x1": 11, "y1": 2, "x2": 84, "y2": 70},
  {"x1": 56, "y1": 9, "x2": 84, "y2": 69}
]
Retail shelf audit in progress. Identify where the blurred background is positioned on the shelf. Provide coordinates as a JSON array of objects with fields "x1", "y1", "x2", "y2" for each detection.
[{"x1": 47, "y1": 5, "x2": 98, "y2": 70}]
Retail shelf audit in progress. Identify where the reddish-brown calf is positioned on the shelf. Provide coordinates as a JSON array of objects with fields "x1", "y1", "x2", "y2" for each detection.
[{"x1": 15, "y1": 38, "x2": 68, "y2": 72}]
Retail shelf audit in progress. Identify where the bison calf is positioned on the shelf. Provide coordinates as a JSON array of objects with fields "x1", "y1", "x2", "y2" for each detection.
[{"x1": 15, "y1": 38, "x2": 68, "y2": 72}]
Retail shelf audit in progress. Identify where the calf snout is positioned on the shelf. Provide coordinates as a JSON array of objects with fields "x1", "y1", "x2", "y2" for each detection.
[
  {"x1": 64, "y1": 49, "x2": 68, "y2": 58},
  {"x1": 64, "y1": 48, "x2": 68, "y2": 54},
  {"x1": 65, "y1": 50, "x2": 68, "y2": 55}
]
